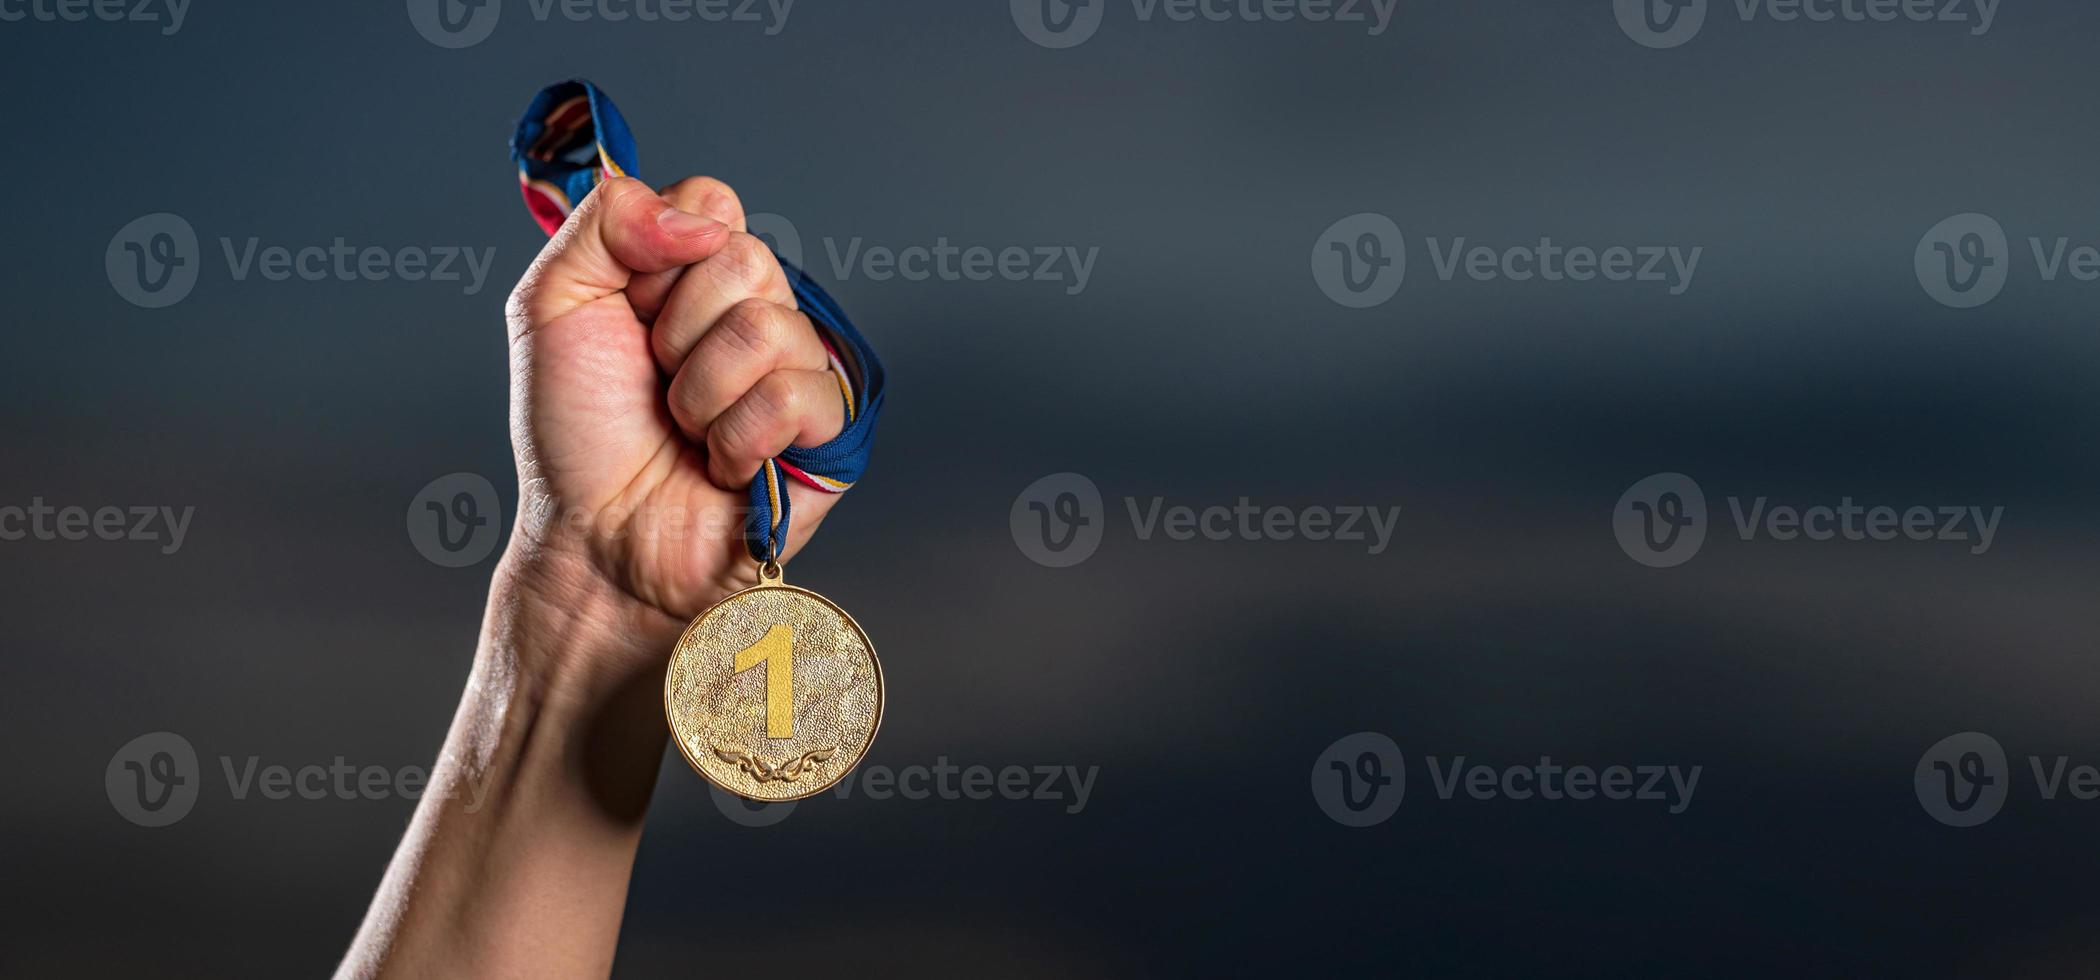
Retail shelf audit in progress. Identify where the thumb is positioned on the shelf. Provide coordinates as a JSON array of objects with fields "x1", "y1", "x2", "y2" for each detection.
[{"x1": 505, "y1": 176, "x2": 732, "y2": 334}]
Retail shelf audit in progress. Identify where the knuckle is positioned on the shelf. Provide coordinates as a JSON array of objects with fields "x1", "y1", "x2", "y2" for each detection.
[
  {"x1": 500, "y1": 176, "x2": 657, "y2": 336},
  {"x1": 713, "y1": 232, "x2": 780, "y2": 290},
  {"x1": 749, "y1": 372, "x2": 804, "y2": 424},
  {"x1": 661, "y1": 175, "x2": 722, "y2": 199},
  {"x1": 714, "y1": 299, "x2": 787, "y2": 359},
  {"x1": 662, "y1": 176, "x2": 743, "y2": 223},
  {"x1": 504, "y1": 254, "x2": 560, "y2": 329},
  {"x1": 707, "y1": 407, "x2": 759, "y2": 464},
  {"x1": 589, "y1": 176, "x2": 650, "y2": 215},
  {"x1": 710, "y1": 377, "x2": 799, "y2": 463},
  {"x1": 568, "y1": 176, "x2": 657, "y2": 252}
]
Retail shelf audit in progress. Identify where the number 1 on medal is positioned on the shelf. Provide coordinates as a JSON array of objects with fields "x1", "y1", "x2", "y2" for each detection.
[{"x1": 733, "y1": 625, "x2": 794, "y2": 738}]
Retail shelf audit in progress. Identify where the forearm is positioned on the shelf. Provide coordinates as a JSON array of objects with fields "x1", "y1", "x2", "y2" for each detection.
[{"x1": 337, "y1": 548, "x2": 686, "y2": 979}]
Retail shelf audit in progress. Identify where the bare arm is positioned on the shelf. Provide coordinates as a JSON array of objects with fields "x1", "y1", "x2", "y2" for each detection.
[
  {"x1": 339, "y1": 175, "x2": 849, "y2": 978},
  {"x1": 337, "y1": 555, "x2": 679, "y2": 977}
]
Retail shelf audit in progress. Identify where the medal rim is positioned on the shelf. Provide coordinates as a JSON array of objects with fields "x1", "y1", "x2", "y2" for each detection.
[{"x1": 663, "y1": 580, "x2": 885, "y2": 803}]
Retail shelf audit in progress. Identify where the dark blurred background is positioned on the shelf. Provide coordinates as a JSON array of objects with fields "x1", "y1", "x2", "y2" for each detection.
[{"x1": 5, "y1": 0, "x2": 2099, "y2": 975}]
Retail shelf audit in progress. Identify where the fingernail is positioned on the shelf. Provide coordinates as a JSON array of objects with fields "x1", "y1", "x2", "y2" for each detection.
[{"x1": 658, "y1": 207, "x2": 721, "y2": 240}]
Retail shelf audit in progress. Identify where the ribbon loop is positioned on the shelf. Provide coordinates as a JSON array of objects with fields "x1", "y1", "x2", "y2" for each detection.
[{"x1": 510, "y1": 79, "x2": 885, "y2": 562}]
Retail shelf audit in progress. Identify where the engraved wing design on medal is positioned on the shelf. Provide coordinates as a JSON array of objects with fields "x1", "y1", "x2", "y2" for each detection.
[
  {"x1": 714, "y1": 745, "x2": 836, "y2": 784},
  {"x1": 714, "y1": 746, "x2": 753, "y2": 767}
]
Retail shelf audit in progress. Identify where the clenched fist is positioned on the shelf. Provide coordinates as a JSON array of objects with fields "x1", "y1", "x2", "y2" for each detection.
[
  {"x1": 500, "y1": 175, "x2": 849, "y2": 654},
  {"x1": 342, "y1": 83, "x2": 880, "y2": 970}
]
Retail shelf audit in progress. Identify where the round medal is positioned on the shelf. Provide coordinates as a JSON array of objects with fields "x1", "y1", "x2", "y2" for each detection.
[{"x1": 664, "y1": 561, "x2": 884, "y2": 801}]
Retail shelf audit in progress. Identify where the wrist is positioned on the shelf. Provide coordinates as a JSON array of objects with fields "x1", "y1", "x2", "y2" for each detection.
[
  {"x1": 456, "y1": 541, "x2": 686, "y2": 833},
  {"x1": 484, "y1": 540, "x2": 688, "y2": 704}
]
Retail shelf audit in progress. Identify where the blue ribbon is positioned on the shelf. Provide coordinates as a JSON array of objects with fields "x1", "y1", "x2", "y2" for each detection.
[{"x1": 511, "y1": 79, "x2": 885, "y2": 563}]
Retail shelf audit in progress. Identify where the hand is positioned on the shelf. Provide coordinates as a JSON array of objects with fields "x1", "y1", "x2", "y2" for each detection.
[
  {"x1": 502, "y1": 175, "x2": 849, "y2": 660},
  {"x1": 342, "y1": 175, "x2": 858, "y2": 979}
]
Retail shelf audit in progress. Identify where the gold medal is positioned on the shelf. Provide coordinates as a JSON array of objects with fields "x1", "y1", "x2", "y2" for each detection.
[{"x1": 664, "y1": 560, "x2": 883, "y2": 801}]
